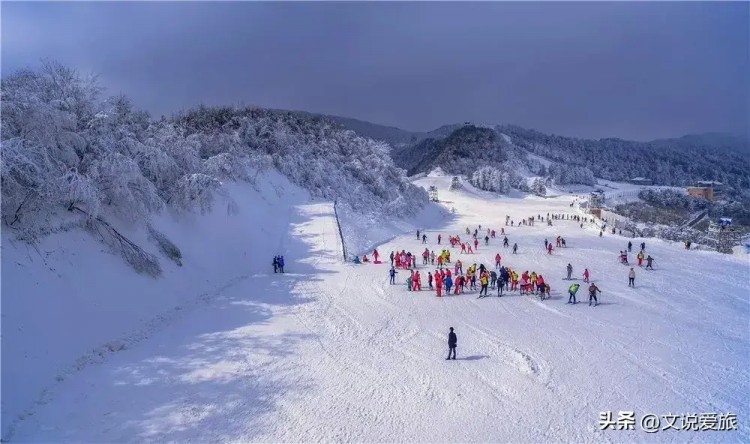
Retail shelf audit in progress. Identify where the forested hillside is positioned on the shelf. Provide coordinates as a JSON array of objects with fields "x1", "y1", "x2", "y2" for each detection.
[
  {"x1": 498, "y1": 125, "x2": 750, "y2": 192},
  {"x1": 1, "y1": 62, "x2": 427, "y2": 243}
]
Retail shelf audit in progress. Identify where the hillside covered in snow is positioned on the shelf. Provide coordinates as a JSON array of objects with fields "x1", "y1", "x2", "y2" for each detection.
[
  {"x1": 0, "y1": 62, "x2": 438, "y2": 437},
  {"x1": 332, "y1": 117, "x2": 750, "y2": 195},
  {"x1": 3, "y1": 171, "x2": 748, "y2": 443}
]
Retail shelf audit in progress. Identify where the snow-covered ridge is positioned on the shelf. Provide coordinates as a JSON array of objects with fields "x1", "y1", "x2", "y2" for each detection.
[{"x1": 1, "y1": 63, "x2": 427, "y2": 249}]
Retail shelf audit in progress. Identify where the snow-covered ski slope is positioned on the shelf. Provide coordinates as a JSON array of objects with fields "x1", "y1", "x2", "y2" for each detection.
[{"x1": 5, "y1": 173, "x2": 749, "y2": 442}]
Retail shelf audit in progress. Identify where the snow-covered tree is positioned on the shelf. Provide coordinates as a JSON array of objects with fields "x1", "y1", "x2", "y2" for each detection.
[{"x1": 530, "y1": 178, "x2": 547, "y2": 196}]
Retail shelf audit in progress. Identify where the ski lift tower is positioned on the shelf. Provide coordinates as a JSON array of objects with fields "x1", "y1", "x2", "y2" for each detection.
[{"x1": 428, "y1": 185, "x2": 439, "y2": 202}]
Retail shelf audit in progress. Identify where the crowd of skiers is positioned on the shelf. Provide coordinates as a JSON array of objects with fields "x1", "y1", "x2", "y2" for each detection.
[
  {"x1": 347, "y1": 213, "x2": 660, "y2": 305},
  {"x1": 503, "y1": 213, "x2": 589, "y2": 228}
]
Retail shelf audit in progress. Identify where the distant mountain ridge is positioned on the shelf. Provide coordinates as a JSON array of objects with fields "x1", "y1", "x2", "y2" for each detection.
[
  {"x1": 319, "y1": 115, "x2": 749, "y2": 191},
  {"x1": 318, "y1": 113, "x2": 749, "y2": 154}
]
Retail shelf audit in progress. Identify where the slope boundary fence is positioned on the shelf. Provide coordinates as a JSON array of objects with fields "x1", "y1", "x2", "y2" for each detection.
[{"x1": 332, "y1": 199, "x2": 347, "y2": 262}]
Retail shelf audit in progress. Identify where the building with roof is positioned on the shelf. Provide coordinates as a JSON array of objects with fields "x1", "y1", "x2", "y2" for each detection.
[
  {"x1": 629, "y1": 177, "x2": 653, "y2": 186},
  {"x1": 688, "y1": 181, "x2": 723, "y2": 200}
]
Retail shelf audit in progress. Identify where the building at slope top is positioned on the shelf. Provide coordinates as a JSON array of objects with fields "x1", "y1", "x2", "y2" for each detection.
[
  {"x1": 687, "y1": 181, "x2": 723, "y2": 201},
  {"x1": 629, "y1": 177, "x2": 654, "y2": 186}
]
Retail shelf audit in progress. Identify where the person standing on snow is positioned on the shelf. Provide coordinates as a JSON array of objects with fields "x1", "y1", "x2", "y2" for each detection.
[
  {"x1": 427, "y1": 272, "x2": 433, "y2": 289},
  {"x1": 373, "y1": 249, "x2": 379, "y2": 263},
  {"x1": 389, "y1": 267, "x2": 398, "y2": 284},
  {"x1": 422, "y1": 234, "x2": 427, "y2": 244},
  {"x1": 495, "y1": 253, "x2": 501, "y2": 269},
  {"x1": 278, "y1": 256, "x2": 285, "y2": 273},
  {"x1": 503, "y1": 236, "x2": 509, "y2": 248},
  {"x1": 513, "y1": 243, "x2": 518, "y2": 254},
  {"x1": 473, "y1": 238, "x2": 479, "y2": 251},
  {"x1": 273, "y1": 256, "x2": 279, "y2": 273},
  {"x1": 588, "y1": 283, "x2": 601, "y2": 306},
  {"x1": 417, "y1": 230, "x2": 420, "y2": 240},
  {"x1": 479, "y1": 271, "x2": 489, "y2": 296},
  {"x1": 390, "y1": 251, "x2": 395, "y2": 266},
  {"x1": 544, "y1": 239, "x2": 549, "y2": 249},
  {"x1": 628, "y1": 268, "x2": 636, "y2": 287},
  {"x1": 568, "y1": 283, "x2": 580, "y2": 304},
  {"x1": 566, "y1": 263, "x2": 573, "y2": 280},
  {"x1": 583, "y1": 268, "x2": 590, "y2": 283},
  {"x1": 636, "y1": 251, "x2": 644, "y2": 266},
  {"x1": 547, "y1": 243, "x2": 553, "y2": 255},
  {"x1": 415, "y1": 271, "x2": 423, "y2": 291},
  {"x1": 640, "y1": 242, "x2": 646, "y2": 251},
  {"x1": 447, "y1": 327, "x2": 457, "y2": 360},
  {"x1": 445, "y1": 274, "x2": 453, "y2": 294},
  {"x1": 646, "y1": 255, "x2": 654, "y2": 270},
  {"x1": 628, "y1": 241, "x2": 632, "y2": 252},
  {"x1": 438, "y1": 234, "x2": 442, "y2": 245}
]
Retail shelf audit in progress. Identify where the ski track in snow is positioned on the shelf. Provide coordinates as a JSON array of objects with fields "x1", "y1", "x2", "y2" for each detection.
[{"x1": 7, "y1": 176, "x2": 750, "y2": 443}]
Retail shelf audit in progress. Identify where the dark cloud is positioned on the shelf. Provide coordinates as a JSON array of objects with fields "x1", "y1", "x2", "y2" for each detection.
[{"x1": 3, "y1": 2, "x2": 748, "y2": 140}]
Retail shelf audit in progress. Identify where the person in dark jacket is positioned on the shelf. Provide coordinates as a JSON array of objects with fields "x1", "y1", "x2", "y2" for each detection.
[
  {"x1": 278, "y1": 256, "x2": 285, "y2": 273},
  {"x1": 447, "y1": 327, "x2": 457, "y2": 360},
  {"x1": 273, "y1": 256, "x2": 279, "y2": 273}
]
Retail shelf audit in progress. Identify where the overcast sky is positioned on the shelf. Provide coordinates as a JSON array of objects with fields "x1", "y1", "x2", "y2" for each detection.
[{"x1": 3, "y1": 2, "x2": 748, "y2": 140}]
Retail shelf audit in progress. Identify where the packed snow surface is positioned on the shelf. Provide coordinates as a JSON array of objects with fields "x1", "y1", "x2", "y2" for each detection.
[{"x1": 3, "y1": 174, "x2": 748, "y2": 442}]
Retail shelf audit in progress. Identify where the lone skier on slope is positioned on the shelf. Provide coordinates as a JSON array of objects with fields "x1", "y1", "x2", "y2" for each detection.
[
  {"x1": 447, "y1": 327, "x2": 457, "y2": 360},
  {"x1": 588, "y1": 283, "x2": 601, "y2": 306},
  {"x1": 389, "y1": 266, "x2": 397, "y2": 284},
  {"x1": 568, "y1": 283, "x2": 580, "y2": 304},
  {"x1": 628, "y1": 268, "x2": 636, "y2": 287}
]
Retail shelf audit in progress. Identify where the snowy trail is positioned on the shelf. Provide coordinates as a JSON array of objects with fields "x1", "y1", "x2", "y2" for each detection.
[{"x1": 10, "y1": 178, "x2": 749, "y2": 442}]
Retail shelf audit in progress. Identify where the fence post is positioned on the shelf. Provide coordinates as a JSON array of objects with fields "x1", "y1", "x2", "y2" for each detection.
[{"x1": 333, "y1": 199, "x2": 347, "y2": 262}]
